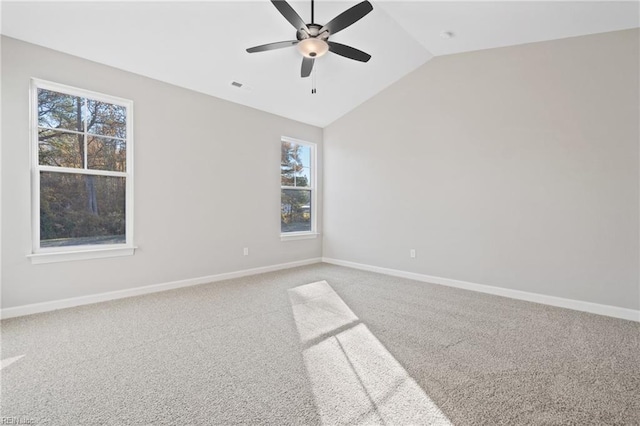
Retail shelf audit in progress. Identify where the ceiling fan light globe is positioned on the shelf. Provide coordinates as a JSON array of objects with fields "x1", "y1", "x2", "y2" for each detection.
[{"x1": 297, "y1": 38, "x2": 329, "y2": 58}]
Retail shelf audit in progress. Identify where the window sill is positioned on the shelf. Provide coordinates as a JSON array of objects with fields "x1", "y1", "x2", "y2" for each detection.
[
  {"x1": 281, "y1": 232, "x2": 319, "y2": 242},
  {"x1": 28, "y1": 246, "x2": 136, "y2": 264}
]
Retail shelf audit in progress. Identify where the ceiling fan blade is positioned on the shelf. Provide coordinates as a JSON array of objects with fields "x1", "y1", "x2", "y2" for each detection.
[
  {"x1": 246, "y1": 40, "x2": 299, "y2": 53},
  {"x1": 271, "y1": 0, "x2": 309, "y2": 33},
  {"x1": 320, "y1": 1, "x2": 373, "y2": 36},
  {"x1": 301, "y1": 57, "x2": 314, "y2": 78},
  {"x1": 328, "y1": 42, "x2": 371, "y2": 62}
]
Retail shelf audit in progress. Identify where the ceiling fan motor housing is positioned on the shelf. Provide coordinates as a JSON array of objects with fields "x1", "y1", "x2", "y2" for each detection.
[
  {"x1": 297, "y1": 24, "x2": 330, "y2": 58},
  {"x1": 296, "y1": 23, "x2": 328, "y2": 40}
]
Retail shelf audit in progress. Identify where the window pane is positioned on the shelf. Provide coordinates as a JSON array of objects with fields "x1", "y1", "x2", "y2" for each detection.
[
  {"x1": 281, "y1": 189, "x2": 311, "y2": 233},
  {"x1": 88, "y1": 136, "x2": 126, "y2": 172},
  {"x1": 38, "y1": 130, "x2": 84, "y2": 168},
  {"x1": 87, "y1": 100, "x2": 126, "y2": 139},
  {"x1": 40, "y1": 172, "x2": 126, "y2": 248},
  {"x1": 38, "y1": 89, "x2": 83, "y2": 132}
]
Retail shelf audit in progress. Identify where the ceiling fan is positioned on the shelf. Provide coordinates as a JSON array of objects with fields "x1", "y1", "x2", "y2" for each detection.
[{"x1": 246, "y1": 0, "x2": 373, "y2": 78}]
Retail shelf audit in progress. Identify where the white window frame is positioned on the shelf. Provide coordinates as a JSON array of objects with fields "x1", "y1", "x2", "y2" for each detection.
[
  {"x1": 280, "y1": 136, "x2": 318, "y2": 241},
  {"x1": 28, "y1": 79, "x2": 135, "y2": 264}
]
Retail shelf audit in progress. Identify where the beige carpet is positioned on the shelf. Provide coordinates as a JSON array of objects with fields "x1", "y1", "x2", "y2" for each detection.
[{"x1": 1, "y1": 263, "x2": 639, "y2": 425}]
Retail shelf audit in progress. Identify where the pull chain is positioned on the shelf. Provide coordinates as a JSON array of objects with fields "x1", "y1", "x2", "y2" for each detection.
[{"x1": 311, "y1": 63, "x2": 317, "y2": 94}]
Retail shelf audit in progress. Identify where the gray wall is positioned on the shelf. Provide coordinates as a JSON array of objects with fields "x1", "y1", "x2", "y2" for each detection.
[
  {"x1": 1, "y1": 36, "x2": 323, "y2": 309},
  {"x1": 323, "y1": 29, "x2": 639, "y2": 310}
]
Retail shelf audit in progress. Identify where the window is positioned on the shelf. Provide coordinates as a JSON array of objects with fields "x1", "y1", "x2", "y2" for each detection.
[
  {"x1": 281, "y1": 137, "x2": 316, "y2": 239},
  {"x1": 29, "y1": 79, "x2": 134, "y2": 263}
]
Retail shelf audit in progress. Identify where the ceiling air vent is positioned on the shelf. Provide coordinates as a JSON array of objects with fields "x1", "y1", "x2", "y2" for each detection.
[{"x1": 230, "y1": 81, "x2": 253, "y2": 92}]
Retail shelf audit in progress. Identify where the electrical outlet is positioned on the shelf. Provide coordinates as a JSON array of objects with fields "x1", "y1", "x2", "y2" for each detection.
[
  {"x1": 243, "y1": 247, "x2": 249, "y2": 256},
  {"x1": 410, "y1": 249, "x2": 416, "y2": 258}
]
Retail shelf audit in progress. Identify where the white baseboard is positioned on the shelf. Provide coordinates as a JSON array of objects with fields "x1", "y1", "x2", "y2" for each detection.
[
  {"x1": 322, "y1": 257, "x2": 640, "y2": 322},
  {"x1": 0, "y1": 258, "x2": 322, "y2": 319},
  {"x1": 4, "y1": 256, "x2": 638, "y2": 323}
]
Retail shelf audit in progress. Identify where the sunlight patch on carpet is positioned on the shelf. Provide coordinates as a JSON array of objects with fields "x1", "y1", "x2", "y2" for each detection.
[
  {"x1": 288, "y1": 281, "x2": 452, "y2": 425},
  {"x1": 1, "y1": 355, "x2": 25, "y2": 370}
]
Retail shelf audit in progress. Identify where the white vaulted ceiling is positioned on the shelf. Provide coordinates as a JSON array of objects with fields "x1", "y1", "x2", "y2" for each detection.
[{"x1": 1, "y1": 1, "x2": 638, "y2": 127}]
